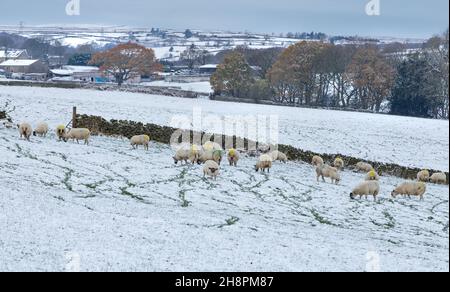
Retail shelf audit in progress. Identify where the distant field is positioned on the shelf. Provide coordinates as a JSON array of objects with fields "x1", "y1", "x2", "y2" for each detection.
[{"x1": 1, "y1": 86, "x2": 448, "y2": 171}]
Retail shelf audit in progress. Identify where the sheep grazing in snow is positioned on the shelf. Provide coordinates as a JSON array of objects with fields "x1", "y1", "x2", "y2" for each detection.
[
  {"x1": 311, "y1": 155, "x2": 324, "y2": 167},
  {"x1": 350, "y1": 181, "x2": 380, "y2": 201},
  {"x1": 334, "y1": 157, "x2": 344, "y2": 169},
  {"x1": 316, "y1": 165, "x2": 341, "y2": 185},
  {"x1": 417, "y1": 170, "x2": 430, "y2": 182},
  {"x1": 429, "y1": 172, "x2": 447, "y2": 185},
  {"x1": 56, "y1": 125, "x2": 66, "y2": 141},
  {"x1": 270, "y1": 150, "x2": 288, "y2": 163},
  {"x1": 198, "y1": 149, "x2": 223, "y2": 165},
  {"x1": 64, "y1": 128, "x2": 91, "y2": 145},
  {"x1": 227, "y1": 148, "x2": 240, "y2": 167},
  {"x1": 203, "y1": 160, "x2": 220, "y2": 180},
  {"x1": 173, "y1": 148, "x2": 190, "y2": 165},
  {"x1": 17, "y1": 123, "x2": 32, "y2": 141},
  {"x1": 130, "y1": 134, "x2": 150, "y2": 150},
  {"x1": 391, "y1": 182, "x2": 427, "y2": 200},
  {"x1": 365, "y1": 169, "x2": 380, "y2": 181},
  {"x1": 173, "y1": 144, "x2": 201, "y2": 165},
  {"x1": 33, "y1": 122, "x2": 49, "y2": 137},
  {"x1": 355, "y1": 162, "x2": 373, "y2": 173},
  {"x1": 255, "y1": 154, "x2": 273, "y2": 173}
]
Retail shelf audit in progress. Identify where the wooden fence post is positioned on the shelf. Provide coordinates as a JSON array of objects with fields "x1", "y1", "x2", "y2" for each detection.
[{"x1": 72, "y1": 107, "x2": 77, "y2": 128}]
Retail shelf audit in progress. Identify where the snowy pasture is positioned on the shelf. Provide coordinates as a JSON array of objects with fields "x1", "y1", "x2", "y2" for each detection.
[
  {"x1": 1, "y1": 86, "x2": 448, "y2": 171},
  {"x1": 0, "y1": 126, "x2": 448, "y2": 272}
]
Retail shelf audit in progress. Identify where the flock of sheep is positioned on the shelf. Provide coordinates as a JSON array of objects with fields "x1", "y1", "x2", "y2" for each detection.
[{"x1": 6, "y1": 121, "x2": 448, "y2": 202}]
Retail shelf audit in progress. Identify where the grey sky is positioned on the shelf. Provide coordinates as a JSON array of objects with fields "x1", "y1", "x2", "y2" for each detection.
[{"x1": 0, "y1": 0, "x2": 448, "y2": 38}]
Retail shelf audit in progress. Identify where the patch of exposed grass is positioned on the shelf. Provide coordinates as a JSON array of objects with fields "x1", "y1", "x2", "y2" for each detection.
[{"x1": 310, "y1": 209, "x2": 337, "y2": 226}]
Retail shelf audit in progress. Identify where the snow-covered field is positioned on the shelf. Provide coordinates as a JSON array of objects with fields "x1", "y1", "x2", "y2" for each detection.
[
  {"x1": 141, "y1": 81, "x2": 212, "y2": 94},
  {"x1": 1, "y1": 86, "x2": 448, "y2": 171},
  {"x1": 0, "y1": 124, "x2": 448, "y2": 272}
]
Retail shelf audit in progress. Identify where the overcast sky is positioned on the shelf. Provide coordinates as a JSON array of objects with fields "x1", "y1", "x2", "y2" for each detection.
[{"x1": 0, "y1": 0, "x2": 448, "y2": 38}]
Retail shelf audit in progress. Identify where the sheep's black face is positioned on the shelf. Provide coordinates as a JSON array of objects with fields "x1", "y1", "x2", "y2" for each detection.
[
  {"x1": 33, "y1": 131, "x2": 37, "y2": 136},
  {"x1": 391, "y1": 191, "x2": 397, "y2": 198},
  {"x1": 349, "y1": 193, "x2": 355, "y2": 200}
]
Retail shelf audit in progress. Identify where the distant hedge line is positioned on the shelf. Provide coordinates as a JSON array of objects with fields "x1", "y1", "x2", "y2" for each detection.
[{"x1": 77, "y1": 114, "x2": 449, "y2": 184}]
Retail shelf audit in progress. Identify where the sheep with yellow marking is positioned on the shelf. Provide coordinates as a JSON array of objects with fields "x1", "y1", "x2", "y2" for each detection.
[
  {"x1": 334, "y1": 157, "x2": 344, "y2": 169},
  {"x1": 56, "y1": 125, "x2": 66, "y2": 141},
  {"x1": 417, "y1": 170, "x2": 430, "y2": 182},
  {"x1": 227, "y1": 148, "x2": 240, "y2": 167},
  {"x1": 365, "y1": 169, "x2": 380, "y2": 181},
  {"x1": 130, "y1": 134, "x2": 150, "y2": 150}
]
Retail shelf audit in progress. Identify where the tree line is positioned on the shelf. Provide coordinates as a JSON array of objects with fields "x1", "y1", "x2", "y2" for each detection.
[{"x1": 211, "y1": 29, "x2": 449, "y2": 119}]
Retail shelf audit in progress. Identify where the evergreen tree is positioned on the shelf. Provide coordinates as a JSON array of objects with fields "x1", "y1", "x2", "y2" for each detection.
[{"x1": 389, "y1": 54, "x2": 439, "y2": 118}]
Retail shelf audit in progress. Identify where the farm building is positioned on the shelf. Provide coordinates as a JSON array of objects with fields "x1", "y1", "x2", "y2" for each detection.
[
  {"x1": 198, "y1": 64, "x2": 218, "y2": 75},
  {"x1": 0, "y1": 59, "x2": 48, "y2": 74},
  {"x1": 0, "y1": 49, "x2": 29, "y2": 62},
  {"x1": 50, "y1": 65, "x2": 105, "y2": 83}
]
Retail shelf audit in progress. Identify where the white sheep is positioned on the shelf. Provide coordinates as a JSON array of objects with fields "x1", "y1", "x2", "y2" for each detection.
[
  {"x1": 17, "y1": 123, "x2": 32, "y2": 141},
  {"x1": 429, "y1": 172, "x2": 447, "y2": 185},
  {"x1": 316, "y1": 165, "x2": 341, "y2": 184},
  {"x1": 391, "y1": 182, "x2": 427, "y2": 200},
  {"x1": 334, "y1": 157, "x2": 344, "y2": 169},
  {"x1": 350, "y1": 181, "x2": 380, "y2": 201},
  {"x1": 255, "y1": 154, "x2": 273, "y2": 173},
  {"x1": 355, "y1": 162, "x2": 373, "y2": 172},
  {"x1": 64, "y1": 128, "x2": 91, "y2": 145},
  {"x1": 33, "y1": 122, "x2": 49, "y2": 137},
  {"x1": 130, "y1": 134, "x2": 150, "y2": 150},
  {"x1": 417, "y1": 170, "x2": 430, "y2": 182},
  {"x1": 203, "y1": 160, "x2": 220, "y2": 180},
  {"x1": 364, "y1": 169, "x2": 380, "y2": 181},
  {"x1": 311, "y1": 155, "x2": 324, "y2": 167},
  {"x1": 270, "y1": 150, "x2": 288, "y2": 163},
  {"x1": 227, "y1": 148, "x2": 240, "y2": 167},
  {"x1": 56, "y1": 125, "x2": 66, "y2": 141},
  {"x1": 173, "y1": 148, "x2": 190, "y2": 165}
]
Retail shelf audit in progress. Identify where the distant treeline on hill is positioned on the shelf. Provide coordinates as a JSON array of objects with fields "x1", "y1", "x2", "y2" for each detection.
[{"x1": 210, "y1": 29, "x2": 449, "y2": 120}]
